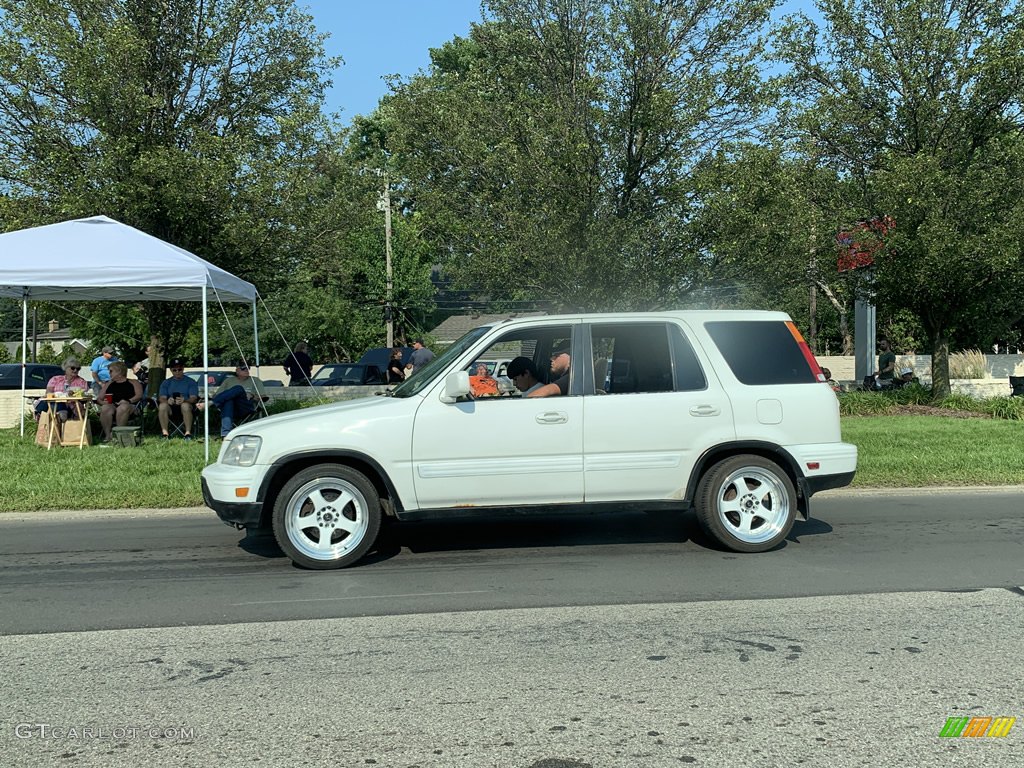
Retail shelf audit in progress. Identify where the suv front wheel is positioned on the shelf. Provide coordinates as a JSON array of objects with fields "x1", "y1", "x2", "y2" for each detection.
[
  {"x1": 272, "y1": 464, "x2": 382, "y2": 569},
  {"x1": 695, "y1": 455, "x2": 796, "y2": 553}
]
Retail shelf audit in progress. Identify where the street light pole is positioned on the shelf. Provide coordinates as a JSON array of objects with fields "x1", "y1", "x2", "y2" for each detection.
[{"x1": 380, "y1": 172, "x2": 394, "y2": 348}]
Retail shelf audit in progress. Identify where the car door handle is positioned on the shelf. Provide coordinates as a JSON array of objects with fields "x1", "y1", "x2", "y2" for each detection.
[
  {"x1": 689, "y1": 405, "x2": 721, "y2": 417},
  {"x1": 536, "y1": 411, "x2": 568, "y2": 424}
]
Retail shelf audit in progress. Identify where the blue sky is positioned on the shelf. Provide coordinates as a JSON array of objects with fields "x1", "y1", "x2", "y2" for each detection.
[
  {"x1": 302, "y1": 1, "x2": 813, "y2": 123},
  {"x1": 300, "y1": 0, "x2": 484, "y2": 122}
]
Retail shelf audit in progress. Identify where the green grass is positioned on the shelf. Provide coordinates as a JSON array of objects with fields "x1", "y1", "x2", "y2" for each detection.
[
  {"x1": 2, "y1": 409, "x2": 1023, "y2": 512},
  {"x1": 0, "y1": 429, "x2": 208, "y2": 511},
  {"x1": 842, "y1": 416, "x2": 1024, "y2": 487}
]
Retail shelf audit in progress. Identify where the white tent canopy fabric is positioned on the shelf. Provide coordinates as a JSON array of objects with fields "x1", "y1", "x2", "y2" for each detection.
[
  {"x1": 0, "y1": 215, "x2": 260, "y2": 460},
  {"x1": 0, "y1": 215, "x2": 256, "y2": 302}
]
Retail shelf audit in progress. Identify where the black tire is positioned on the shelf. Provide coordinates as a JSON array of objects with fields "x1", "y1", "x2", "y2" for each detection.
[
  {"x1": 272, "y1": 463, "x2": 382, "y2": 569},
  {"x1": 695, "y1": 455, "x2": 796, "y2": 553}
]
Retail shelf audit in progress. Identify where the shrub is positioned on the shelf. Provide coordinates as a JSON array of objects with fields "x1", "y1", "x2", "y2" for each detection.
[
  {"x1": 949, "y1": 348, "x2": 988, "y2": 379},
  {"x1": 893, "y1": 383, "x2": 933, "y2": 405},
  {"x1": 937, "y1": 392, "x2": 981, "y2": 412},
  {"x1": 838, "y1": 391, "x2": 897, "y2": 416},
  {"x1": 981, "y1": 396, "x2": 1024, "y2": 421}
]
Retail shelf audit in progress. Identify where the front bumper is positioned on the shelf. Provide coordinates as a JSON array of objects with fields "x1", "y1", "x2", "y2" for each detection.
[{"x1": 201, "y1": 463, "x2": 268, "y2": 529}]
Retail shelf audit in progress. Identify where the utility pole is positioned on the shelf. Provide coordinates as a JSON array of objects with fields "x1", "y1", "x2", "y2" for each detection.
[{"x1": 378, "y1": 172, "x2": 394, "y2": 348}]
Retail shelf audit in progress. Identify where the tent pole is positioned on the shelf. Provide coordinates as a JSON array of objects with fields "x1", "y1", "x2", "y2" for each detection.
[
  {"x1": 203, "y1": 287, "x2": 210, "y2": 464},
  {"x1": 252, "y1": 299, "x2": 260, "y2": 374},
  {"x1": 20, "y1": 294, "x2": 28, "y2": 436}
]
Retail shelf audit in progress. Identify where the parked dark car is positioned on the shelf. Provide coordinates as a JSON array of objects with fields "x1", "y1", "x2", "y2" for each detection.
[
  {"x1": 185, "y1": 370, "x2": 234, "y2": 388},
  {"x1": 310, "y1": 363, "x2": 386, "y2": 386},
  {"x1": 0, "y1": 363, "x2": 65, "y2": 389}
]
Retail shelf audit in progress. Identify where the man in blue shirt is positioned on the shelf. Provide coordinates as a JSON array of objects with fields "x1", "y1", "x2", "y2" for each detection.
[
  {"x1": 157, "y1": 358, "x2": 200, "y2": 439},
  {"x1": 90, "y1": 346, "x2": 118, "y2": 393}
]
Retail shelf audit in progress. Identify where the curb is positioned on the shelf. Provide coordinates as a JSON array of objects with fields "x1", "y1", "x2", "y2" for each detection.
[{"x1": 2, "y1": 485, "x2": 1023, "y2": 521}]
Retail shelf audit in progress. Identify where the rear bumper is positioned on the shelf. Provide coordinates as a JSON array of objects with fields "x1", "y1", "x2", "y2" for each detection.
[{"x1": 786, "y1": 441, "x2": 858, "y2": 495}]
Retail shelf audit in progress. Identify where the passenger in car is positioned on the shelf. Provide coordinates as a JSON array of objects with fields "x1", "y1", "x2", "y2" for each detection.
[
  {"x1": 526, "y1": 342, "x2": 571, "y2": 398},
  {"x1": 469, "y1": 362, "x2": 500, "y2": 397},
  {"x1": 506, "y1": 356, "x2": 543, "y2": 396}
]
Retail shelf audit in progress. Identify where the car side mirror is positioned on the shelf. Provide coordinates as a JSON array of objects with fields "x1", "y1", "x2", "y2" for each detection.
[{"x1": 441, "y1": 370, "x2": 471, "y2": 403}]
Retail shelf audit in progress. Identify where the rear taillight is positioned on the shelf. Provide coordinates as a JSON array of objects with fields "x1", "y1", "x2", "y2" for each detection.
[{"x1": 785, "y1": 321, "x2": 825, "y2": 382}]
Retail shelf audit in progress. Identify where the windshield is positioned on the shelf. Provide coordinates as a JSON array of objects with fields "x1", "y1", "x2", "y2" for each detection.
[
  {"x1": 390, "y1": 326, "x2": 491, "y2": 398},
  {"x1": 312, "y1": 364, "x2": 364, "y2": 384}
]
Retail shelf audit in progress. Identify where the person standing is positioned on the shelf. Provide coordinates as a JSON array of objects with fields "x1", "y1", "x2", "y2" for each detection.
[
  {"x1": 874, "y1": 337, "x2": 896, "y2": 387},
  {"x1": 90, "y1": 346, "x2": 118, "y2": 393},
  {"x1": 409, "y1": 339, "x2": 435, "y2": 374},
  {"x1": 386, "y1": 347, "x2": 406, "y2": 384},
  {"x1": 283, "y1": 341, "x2": 314, "y2": 386}
]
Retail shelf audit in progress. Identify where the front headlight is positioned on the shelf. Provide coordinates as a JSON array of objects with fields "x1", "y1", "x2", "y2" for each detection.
[{"x1": 221, "y1": 436, "x2": 262, "y2": 466}]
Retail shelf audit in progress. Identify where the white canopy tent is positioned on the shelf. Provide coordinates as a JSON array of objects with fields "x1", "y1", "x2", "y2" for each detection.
[{"x1": 0, "y1": 215, "x2": 260, "y2": 460}]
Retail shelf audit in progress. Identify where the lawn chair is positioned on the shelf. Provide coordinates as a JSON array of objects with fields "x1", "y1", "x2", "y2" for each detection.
[{"x1": 165, "y1": 404, "x2": 203, "y2": 439}]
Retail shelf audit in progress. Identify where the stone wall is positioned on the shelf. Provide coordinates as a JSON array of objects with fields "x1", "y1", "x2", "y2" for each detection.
[{"x1": 817, "y1": 354, "x2": 1024, "y2": 395}]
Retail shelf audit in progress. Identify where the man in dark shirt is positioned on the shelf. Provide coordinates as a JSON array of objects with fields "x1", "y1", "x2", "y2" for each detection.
[
  {"x1": 526, "y1": 341, "x2": 571, "y2": 398},
  {"x1": 283, "y1": 342, "x2": 313, "y2": 386},
  {"x1": 875, "y1": 337, "x2": 896, "y2": 385}
]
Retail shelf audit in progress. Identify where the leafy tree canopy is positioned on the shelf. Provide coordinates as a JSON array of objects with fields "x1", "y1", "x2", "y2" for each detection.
[
  {"x1": 775, "y1": 0, "x2": 1024, "y2": 393},
  {"x1": 0, "y1": 0, "x2": 338, "y2": 372}
]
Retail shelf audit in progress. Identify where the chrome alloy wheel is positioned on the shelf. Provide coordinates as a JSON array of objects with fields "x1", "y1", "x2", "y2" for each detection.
[
  {"x1": 714, "y1": 466, "x2": 791, "y2": 545},
  {"x1": 284, "y1": 476, "x2": 371, "y2": 561}
]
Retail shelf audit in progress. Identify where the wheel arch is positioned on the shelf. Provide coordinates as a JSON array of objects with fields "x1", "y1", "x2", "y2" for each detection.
[
  {"x1": 256, "y1": 450, "x2": 404, "y2": 529},
  {"x1": 687, "y1": 441, "x2": 809, "y2": 521}
]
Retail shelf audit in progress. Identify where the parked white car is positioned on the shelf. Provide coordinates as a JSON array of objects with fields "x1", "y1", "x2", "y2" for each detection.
[{"x1": 202, "y1": 311, "x2": 857, "y2": 569}]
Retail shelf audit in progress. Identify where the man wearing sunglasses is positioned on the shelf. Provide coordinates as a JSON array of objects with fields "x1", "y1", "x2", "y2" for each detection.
[
  {"x1": 525, "y1": 341, "x2": 571, "y2": 398},
  {"x1": 157, "y1": 357, "x2": 199, "y2": 439}
]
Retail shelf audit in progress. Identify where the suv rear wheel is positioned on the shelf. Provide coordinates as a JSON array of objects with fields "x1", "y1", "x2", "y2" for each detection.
[
  {"x1": 695, "y1": 455, "x2": 796, "y2": 552},
  {"x1": 272, "y1": 464, "x2": 381, "y2": 569}
]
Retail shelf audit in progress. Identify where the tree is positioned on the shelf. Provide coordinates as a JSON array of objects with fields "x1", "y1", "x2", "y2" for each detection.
[
  {"x1": 0, "y1": 0, "x2": 337, "y2": 379},
  {"x1": 776, "y1": 0, "x2": 1024, "y2": 396},
  {"x1": 684, "y1": 141, "x2": 865, "y2": 352},
  {"x1": 384, "y1": 0, "x2": 776, "y2": 311}
]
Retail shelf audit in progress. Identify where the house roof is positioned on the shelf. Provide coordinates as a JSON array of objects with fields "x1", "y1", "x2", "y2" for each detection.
[{"x1": 429, "y1": 312, "x2": 545, "y2": 344}]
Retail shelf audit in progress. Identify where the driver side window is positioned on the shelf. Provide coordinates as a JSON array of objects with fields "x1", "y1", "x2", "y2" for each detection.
[{"x1": 466, "y1": 325, "x2": 574, "y2": 399}]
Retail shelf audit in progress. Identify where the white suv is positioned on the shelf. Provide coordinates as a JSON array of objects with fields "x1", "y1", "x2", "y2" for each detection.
[{"x1": 202, "y1": 311, "x2": 857, "y2": 569}]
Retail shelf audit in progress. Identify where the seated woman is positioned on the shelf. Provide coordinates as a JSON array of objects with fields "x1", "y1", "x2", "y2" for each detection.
[
  {"x1": 34, "y1": 357, "x2": 90, "y2": 423},
  {"x1": 97, "y1": 361, "x2": 144, "y2": 443},
  {"x1": 468, "y1": 362, "x2": 501, "y2": 398}
]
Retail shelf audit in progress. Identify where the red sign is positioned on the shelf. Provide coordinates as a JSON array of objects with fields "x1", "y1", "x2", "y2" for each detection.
[{"x1": 837, "y1": 216, "x2": 894, "y2": 272}]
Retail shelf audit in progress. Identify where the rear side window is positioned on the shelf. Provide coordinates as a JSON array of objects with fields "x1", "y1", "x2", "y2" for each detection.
[{"x1": 704, "y1": 321, "x2": 816, "y2": 385}]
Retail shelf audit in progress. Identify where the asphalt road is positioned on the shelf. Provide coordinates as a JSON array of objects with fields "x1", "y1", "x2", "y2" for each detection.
[
  {"x1": 1, "y1": 489, "x2": 1022, "y2": 768},
  {"x1": 0, "y1": 488, "x2": 1022, "y2": 636}
]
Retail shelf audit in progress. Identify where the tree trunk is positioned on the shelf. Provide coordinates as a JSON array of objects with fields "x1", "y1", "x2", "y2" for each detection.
[
  {"x1": 931, "y1": 329, "x2": 951, "y2": 400},
  {"x1": 815, "y1": 279, "x2": 853, "y2": 354},
  {"x1": 147, "y1": 335, "x2": 165, "y2": 397}
]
